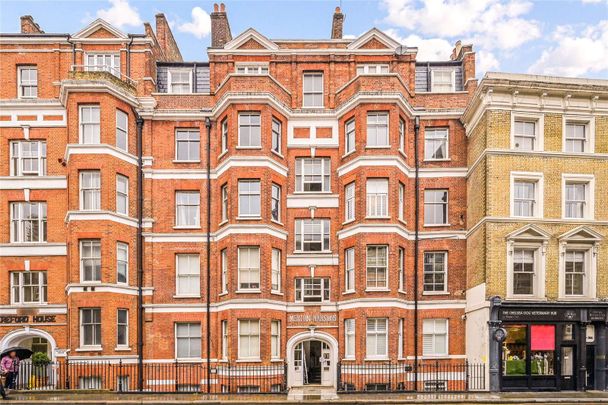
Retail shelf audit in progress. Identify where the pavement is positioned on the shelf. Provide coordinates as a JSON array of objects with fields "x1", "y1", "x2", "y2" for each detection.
[{"x1": 2, "y1": 390, "x2": 608, "y2": 404}]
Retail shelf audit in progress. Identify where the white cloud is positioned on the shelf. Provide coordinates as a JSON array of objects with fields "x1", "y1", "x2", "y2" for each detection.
[
  {"x1": 477, "y1": 50, "x2": 500, "y2": 74},
  {"x1": 384, "y1": 28, "x2": 453, "y2": 61},
  {"x1": 96, "y1": 0, "x2": 142, "y2": 29},
  {"x1": 528, "y1": 20, "x2": 608, "y2": 77},
  {"x1": 382, "y1": 0, "x2": 541, "y2": 50},
  {"x1": 178, "y1": 7, "x2": 211, "y2": 39}
]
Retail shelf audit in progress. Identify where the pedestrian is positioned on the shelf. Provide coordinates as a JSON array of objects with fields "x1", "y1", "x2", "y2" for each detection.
[
  {"x1": 1, "y1": 351, "x2": 20, "y2": 391},
  {"x1": 0, "y1": 376, "x2": 6, "y2": 400}
]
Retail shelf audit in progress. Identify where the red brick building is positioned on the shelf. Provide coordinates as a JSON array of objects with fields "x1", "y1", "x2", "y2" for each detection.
[{"x1": 0, "y1": 5, "x2": 476, "y2": 391}]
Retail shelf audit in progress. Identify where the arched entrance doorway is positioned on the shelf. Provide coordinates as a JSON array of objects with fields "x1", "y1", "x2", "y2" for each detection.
[{"x1": 286, "y1": 331, "x2": 338, "y2": 388}]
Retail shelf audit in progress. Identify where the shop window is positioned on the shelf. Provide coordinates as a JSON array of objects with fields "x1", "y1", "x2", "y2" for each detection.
[
  {"x1": 502, "y1": 325, "x2": 527, "y2": 376},
  {"x1": 530, "y1": 325, "x2": 555, "y2": 376}
]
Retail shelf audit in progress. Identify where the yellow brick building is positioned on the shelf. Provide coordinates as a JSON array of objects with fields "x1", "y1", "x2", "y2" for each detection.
[{"x1": 462, "y1": 73, "x2": 608, "y2": 391}]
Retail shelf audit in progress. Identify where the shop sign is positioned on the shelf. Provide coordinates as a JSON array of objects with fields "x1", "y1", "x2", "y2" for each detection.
[
  {"x1": 288, "y1": 314, "x2": 337, "y2": 323},
  {"x1": 0, "y1": 315, "x2": 56, "y2": 324},
  {"x1": 500, "y1": 308, "x2": 579, "y2": 322},
  {"x1": 588, "y1": 309, "x2": 607, "y2": 322}
]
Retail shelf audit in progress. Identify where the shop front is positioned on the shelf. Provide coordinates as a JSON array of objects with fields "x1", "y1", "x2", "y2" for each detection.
[{"x1": 489, "y1": 301, "x2": 607, "y2": 391}]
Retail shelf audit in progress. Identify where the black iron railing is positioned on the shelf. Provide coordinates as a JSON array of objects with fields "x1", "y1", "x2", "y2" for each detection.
[
  {"x1": 337, "y1": 361, "x2": 486, "y2": 392},
  {"x1": 6, "y1": 360, "x2": 287, "y2": 394}
]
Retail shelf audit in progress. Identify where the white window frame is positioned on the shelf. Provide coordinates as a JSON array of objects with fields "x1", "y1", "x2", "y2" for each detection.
[
  {"x1": 294, "y1": 218, "x2": 330, "y2": 252},
  {"x1": 221, "y1": 118, "x2": 228, "y2": 154},
  {"x1": 271, "y1": 248, "x2": 281, "y2": 293},
  {"x1": 510, "y1": 172, "x2": 544, "y2": 219},
  {"x1": 18, "y1": 65, "x2": 38, "y2": 99},
  {"x1": 116, "y1": 308, "x2": 129, "y2": 348},
  {"x1": 167, "y1": 68, "x2": 192, "y2": 94},
  {"x1": 345, "y1": 182, "x2": 355, "y2": 223},
  {"x1": 271, "y1": 320, "x2": 281, "y2": 359},
  {"x1": 398, "y1": 318, "x2": 404, "y2": 359},
  {"x1": 85, "y1": 53, "x2": 120, "y2": 77},
  {"x1": 398, "y1": 247, "x2": 405, "y2": 292},
  {"x1": 175, "y1": 254, "x2": 201, "y2": 297},
  {"x1": 422, "y1": 319, "x2": 448, "y2": 357},
  {"x1": 294, "y1": 277, "x2": 330, "y2": 303},
  {"x1": 271, "y1": 117, "x2": 281, "y2": 154},
  {"x1": 345, "y1": 118, "x2": 356, "y2": 155},
  {"x1": 175, "y1": 191, "x2": 200, "y2": 228},
  {"x1": 80, "y1": 308, "x2": 102, "y2": 349},
  {"x1": 563, "y1": 116, "x2": 594, "y2": 154},
  {"x1": 424, "y1": 189, "x2": 449, "y2": 226},
  {"x1": 424, "y1": 128, "x2": 449, "y2": 161},
  {"x1": 80, "y1": 239, "x2": 101, "y2": 283},
  {"x1": 221, "y1": 320, "x2": 228, "y2": 360},
  {"x1": 79, "y1": 105, "x2": 101, "y2": 144},
  {"x1": 10, "y1": 202, "x2": 47, "y2": 243},
  {"x1": 115, "y1": 109, "x2": 128, "y2": 152},
  {"x1": 366, "y1": 318, "x2": 388, "y2": 360},
  {"x1": 345, "y1": 247, "x2": 355, "y2": 293},
  {"x1": 175, "y1": 129, "x2": 200, "y2": 162},
  {"x1": 295, "y1": 158, "x2": 331, "y2": 193},
  {"x1": 10, "y1": 271, "x2": 47, "y2": 305},
  {"x1": 423, "y1": 251, "x2": 448, "y2": 294},
  {"x1": 430, "y1": 69, "x2": 455, "y2": 93},
  {"x1": 398, "y1": 182, "x2": 405, "y2": 221},
  {"x1": 116, "y1": 241, "x2": 129, "y2": 285},
  {"x1": 238, "y1": 112, "x2": 261, "y2": 148},
  {"x1": 235, "y1": 64, "x2": 269, "y2": 75},
  {"x1": 9, "y1": 140, "x2": 46, "y2": 176},
  {"x1": 175, "y1": 322, "x2": 201, "y2": 360},
  {"x1": 558, "y1": 235, "x2": 598, "y2": 300},
  {"x1": 344, "y1": 318, "x2": 355, "y2": 359},
  {"x1": 238, "y1": 180, "x2": 261, "y2": 218},
  {"x1": 79, "y1": 170, "x2": 101, "y2": 211},
  {"x1": 366, "y1": 245, "x2": 388, "y2": 290},
  {"x1": 506, "y1": 242, "x2": 546, "y2": 299},
  {"x1": 366, "y1": 178, "x2": 389, "y2": 218},
  {"x1": 366, "y1": 112, "x2": 389, "y2": 148},
  {"x1": 511, "y1": 113, "x2": 544, "y2": 152},
  {"x1": 302, "y1": 72, "x2": 324, "y2": 108},
  {"x1": 356, "y1": 64, "x2": 389, "y2": 75},
  {"x1": 221, "y1": 183, "x2": 228, "y2": 223},
  {"x1": 271, "y1": 183, "x2": 281, "y2": 223},
  {"x1": 238, "y1": 246, "x2": 260, "y2": 292},
  {"x1": 399, "y1": 118, "x2": 405, "y2": 153},
  {"x1": 237, "y1": 319, "x2": 260, "y2": 360},
  {"x1": 562, "y1": 174, "x2": 594, "y2": 220},
  {"x1": 221, "y1": 249, "x2": 228, "y2": 294},
  {"x1": 116, "y1": 174, "x2": 129, "y2": 216}
]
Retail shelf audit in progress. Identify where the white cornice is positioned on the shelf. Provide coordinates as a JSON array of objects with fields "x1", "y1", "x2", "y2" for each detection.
[
  {"x1": 287, "y1": 194, "x2": 339, "y2": 208},
  {"x1": 0, "y1": 176, "x2": 67, "y2": 190},
  {"x1": 65, "y1": 211, "x2": 139, "y2": 228},
  {"x1": 65, "y1": 283, "x2": 153, "y2": 296},
  {"x1": 64, "y1": 143, "x2": 138, "y2": 166},
  {"x1": 337, "y1": 155, "x2": 467, "y2": 178},
  {"x1": 0, "y1": 243, "x2": 67, "y2": 257},
  {"x1": 286, "y1": 254, "x2": 339, "y2": 266},
  {"x1": 337, "y1": 223, "x2": 467, "y2": 240},
  {"x1": 143, "y1": 224, "x2": 288, "y2": 243},
  {"x1": 144, "y1": 156, "x2": 288, "y2": 179},
  {"x1": 59, "y1": 80, "x2": 138, "y2": 107}
]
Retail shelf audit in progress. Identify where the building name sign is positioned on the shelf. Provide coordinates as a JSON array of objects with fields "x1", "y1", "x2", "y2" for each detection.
[
  {"x1": 288, "y1": 314, "x2": 337, "y2": 323},
  {"x1": 500, "y1": 308, "x2": 579, "y2": 322},
  {"x1": 0, "y1": 315, "x2": 57, "y2": 324}
]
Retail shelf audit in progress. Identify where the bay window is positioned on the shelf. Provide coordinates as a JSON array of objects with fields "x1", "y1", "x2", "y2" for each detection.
[
  {"x1": 80, "y1": 239, "x2": 101, "y2": 282},
  {"x1": 366, "y1": 245, "x2": 388, "y2": 289},
  {"x1": 366, "y1": 112, "x2": 389, "y2": 147},
  {"x1": 238, "y1": 247, "x2": 260, "y2": 291},
  {"x1": 366, "y1": 178, "x2": 388, "y2": 217},
  {"x1": 80, "y1": 171, "x2": 101, "y2": 211},
  {"x1": 79, "y1": 105, "x2": 100, "y2": 144},
  {"x1": 80, "y1": 308, "x2": 101, "y2": 348},
  {"x1": 366, "y1": 318, "x2": 388, "y2": 359},
  {"x1": 238, "y1": 319, "x2": 260, "y2": 359}
]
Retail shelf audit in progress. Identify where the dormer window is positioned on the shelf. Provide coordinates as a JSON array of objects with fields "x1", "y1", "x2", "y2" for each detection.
[
  {"x1": 168, "y1": 69, "x2": 192, "y2": 94},
  {"x1": 236, "y1": 64, "x2": 268, "y2": 75},
  {"x1": 86, "y1": 53, "x2": 120, "y2": 77},
  {"x1": 430, "y1": 69, "x2": 455, "y2": 92},
  {"x1": 356, "y1": 64, "x2": 389, "y2": 75}
]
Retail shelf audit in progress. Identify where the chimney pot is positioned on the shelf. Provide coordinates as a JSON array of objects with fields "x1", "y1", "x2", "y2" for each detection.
[
  {"x1": 213, "y1": 3, "x2": 219, "y2": 12},
  {"x1": 211, "y1": 3, "x2": 232, "y2": 48},
  {"x1": 220, "y1": 3, "x2": 225, "y2": 12},
  {"x1": 20, "y1": 15, "x2": 43, "y2": 34},
  {"x1": 331, "y1": 7, "x2": 344, "y2": 39}
]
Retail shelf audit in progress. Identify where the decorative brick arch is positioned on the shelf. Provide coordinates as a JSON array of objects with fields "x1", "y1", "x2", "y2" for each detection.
[
  {"x1": 0, "y1": 327, "x2": 57, "y2": 361},
  {"x1": 286, "y1": 330, "x2": 339, "y2": 389}
]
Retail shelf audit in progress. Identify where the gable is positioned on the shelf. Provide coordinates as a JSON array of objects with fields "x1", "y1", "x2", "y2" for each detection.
[
  {"x1": 237, "y1": 38, "x2": 266, "y2": 50},
  {"x1": 507, "y1": 224, "x2": 550, "y2": 241},
  {"x1": 73, "y1": 18, "x2": 127, "y2": 40},
  {"x1": 358, "y1": 37, "x2": 390, "y2": 50},
  {"x1": 87, "y1": 27, "x2": 118, "y2": 39},
  {"x1": 559, "y1": 226, "x2": 603, "y2": 242}
]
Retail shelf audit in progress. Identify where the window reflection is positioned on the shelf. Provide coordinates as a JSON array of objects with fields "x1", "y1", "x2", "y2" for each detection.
[{"x1": 503, "y1": 325, "x2": 527, "y2": 376}]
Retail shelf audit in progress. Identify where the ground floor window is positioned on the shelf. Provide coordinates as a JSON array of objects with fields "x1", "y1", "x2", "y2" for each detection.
[{"x1": 502, "y1": 324, "x2": 555, "y2": 376}]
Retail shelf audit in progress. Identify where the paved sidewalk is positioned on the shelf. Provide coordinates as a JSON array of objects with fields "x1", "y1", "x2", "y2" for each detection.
[{"x1": 2, "y1": 391, "x2": 608, "y2": 404}]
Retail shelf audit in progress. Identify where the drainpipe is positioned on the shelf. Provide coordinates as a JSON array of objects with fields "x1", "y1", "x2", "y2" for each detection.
[
  {"x1": 67, "y1": 34, "x2": 76, "y2": 70},
  {"x1": 205, "y1": 117, "x2": 212, "y2": 393},
  {"x1": 126, "y1": 36, "x2": 134, "y2": 77},
  {"x1": 133, "y1": 111, "x2": 144, "y2": 391},
  {"x1": 413, "y1": 115, "x2": 420, "y2": 391}
]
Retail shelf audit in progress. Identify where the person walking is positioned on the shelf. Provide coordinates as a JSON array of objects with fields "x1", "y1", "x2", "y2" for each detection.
[
  {"x1": 0, "y1": 377, "x2": 6, "y2": 400},
  {"x1": 1, "y1": 351, "x2": 20, "y2": 391}
]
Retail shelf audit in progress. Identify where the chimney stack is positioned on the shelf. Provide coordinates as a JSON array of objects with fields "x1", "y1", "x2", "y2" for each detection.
[
  {"x1": 155, "y1": 13, "x2": 183, "y2": 62},
  {"x1": 210, "y1": 3, "x2": 232, "y2": 48},
  {"x1": 331, "y1": 7, "x2": 344, "y2": 39},
  {"x1": 20, "y1": 15, "x2": 44, "y2": 34}
]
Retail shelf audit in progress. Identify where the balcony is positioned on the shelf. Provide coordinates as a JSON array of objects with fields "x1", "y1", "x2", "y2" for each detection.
[
  {"x1": 69, "y1": 65, "x2": 137, "y2": 89},
  {"x1": 215, "y1": 74, "x2": 292, "y2": 109},
  {"x1": 335, "y1": 74, "x2": 412, "y2": 107},
  {"x1": 60, "y1": 65, "x2": 138, "y2": 107}
]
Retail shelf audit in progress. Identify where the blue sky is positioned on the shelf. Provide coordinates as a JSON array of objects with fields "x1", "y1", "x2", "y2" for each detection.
[{"x1": 1, "y1": 0, "x2": 607, "y2": 78}]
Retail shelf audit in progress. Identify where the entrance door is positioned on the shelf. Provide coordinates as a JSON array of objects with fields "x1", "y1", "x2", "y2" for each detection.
[
  {"x1": 585, "y1": 346, "x2": 595, "y2": 389},
  {"x1": 560, "y1": 346, "x2": 576, "y2": 390},
  {"x1": 306, "y1": 341, "x2": 322, "y2": 385},
  {"x1": 321, "y1": 342, "x2": 331, "y2": 385},
  {"x1": 293, "y1": 342, "x2": 304, "y2": 385}
]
